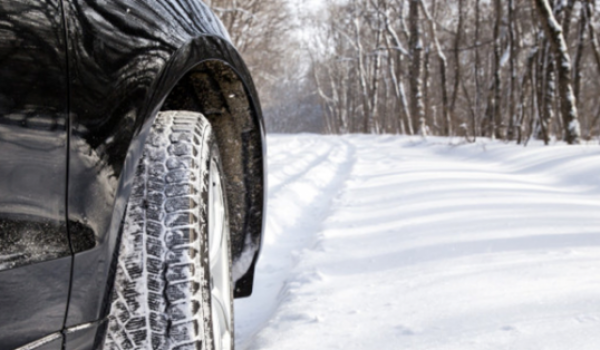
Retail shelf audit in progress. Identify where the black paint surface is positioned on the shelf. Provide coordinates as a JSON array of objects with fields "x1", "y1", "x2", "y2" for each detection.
[
  {"x1": 0, "y1": 0, "x2": 71, "y2": 347},
  {"x1": 0, "y1": 0, "x2": 265, "y2": 346},
  {"x1": 0, "y1": 257, "x2": 70, "y2": 349},
  {"x1": 0, "y1": 0, "x2": 70, "y2": 268},
  {"x1": 63, "y1": 0, "x2": 265, "y2": 329}
]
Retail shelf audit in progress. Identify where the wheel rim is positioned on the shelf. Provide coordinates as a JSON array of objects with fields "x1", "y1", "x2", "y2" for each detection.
[{"x1": 208, "y1": 158, "x2": 233, "y2": 350}]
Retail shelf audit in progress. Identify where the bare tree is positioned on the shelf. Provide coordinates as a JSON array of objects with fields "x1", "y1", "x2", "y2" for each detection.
[
  {"x1": 408, "y1": 0, "x2": 425, "y2": 131},
  {"x1": 418, "y1": 0, "x2": 449, "y2": 136},
  {"x1": 491, "y1": 0, "x2": 503, "y2": 139},
  {"x1": 587, "y1": 2, "x2": 600, "y2": 75},
  {"x1": 383, "y1": 0, "x2": 413, "y2": 134},
  {"x1": 301, "y1": 0, "x2": 597, "y2": 143},
  {"x1": 532, "y1": 0, "x2": 581, "y2": 144},
  {"x1": 450, "y1": 0, "x2": 464, "y2": 136}
]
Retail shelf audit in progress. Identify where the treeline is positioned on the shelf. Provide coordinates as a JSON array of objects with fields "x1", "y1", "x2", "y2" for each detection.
[{"x1": 309, "y1": 0, "x2": 600, "y2": 144}]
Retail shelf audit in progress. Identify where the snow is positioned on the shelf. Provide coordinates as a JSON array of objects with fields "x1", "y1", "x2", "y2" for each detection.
[
  {"x1": 235, "y1": 134, "x2": 600, "y2": 350},
  {"x1": 500, "y1": 46, "x2": 511, "y2": 68},
  {"x1": 569, "y1": 119, "x2": 582, "y2": 135}
]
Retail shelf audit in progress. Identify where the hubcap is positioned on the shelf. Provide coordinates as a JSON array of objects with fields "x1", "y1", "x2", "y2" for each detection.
[{"x1": 208, "y1": 158, "x2": 233, "y2": 350}]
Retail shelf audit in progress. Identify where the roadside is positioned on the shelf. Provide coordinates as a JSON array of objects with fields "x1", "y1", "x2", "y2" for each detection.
[
  {"x1": 236, "y1": 135, "x2": 600, "y2": 350},
  {"x1": 234, "y1": 135, "x2": 356, "y2": 349}
]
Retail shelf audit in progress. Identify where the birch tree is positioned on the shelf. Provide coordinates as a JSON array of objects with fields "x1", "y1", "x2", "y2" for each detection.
[
  {"x1": 532, "y1": 0, "x2": 581, "y2": 144},
  {"x1": 303, "y1": 0, "x2": 597, "y2": 142},
  {"x1": 408, "y1": 0, "x2": 425, "y2": 130},
  {"x1": 418, "y1": 0, "x2": 449, "y2": 136}
]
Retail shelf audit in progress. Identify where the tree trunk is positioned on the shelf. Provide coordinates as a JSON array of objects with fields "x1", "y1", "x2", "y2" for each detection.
[
  {"x1": 369, "y1": 3, "x2": 383, "y2": 134},
  {"x1": 408, "y1": 0, "x2": 425, "y2": 133},
  {"x1": 354, "y1": 13, "x2": 372, "y2": 134},
  {"x1": 492, "y1": 0, "x2": 503, "y2": 139},
  {"x1": 533, "y1": 0, "x2": 581, "y2": 144},
  {"x1": 573, "y1": 6, "x2": 587, "y2": 102},
  {"x1": 507, "y1": 0, "x2": 517, "y2": 141},
  {"x1": 418, "y1": 0, "x2": 449, "y2": 137},
  {"x1": 474, "y1": 0, "x2": 482, "y2": 137},
  {"x1": 450, "y1": 0, "x2": 464, "y2": 133},
  {"x1": 383, "y1": 17, "x2": 412, "y2": 135},
  {"x1": 587, "y1": 2, "x2": 600, "y2": 75},
  {"x1": 424, "y1": 45, "x2": 431, "y2": 131},
  {"x1": 561, "y1": 0, "x2": 576, "y2": 39},
  {"x1": 542, "y1": 45, "x2": 556, "y2": 145}
]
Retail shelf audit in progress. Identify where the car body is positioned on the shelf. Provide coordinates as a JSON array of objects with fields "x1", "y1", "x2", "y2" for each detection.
[{"x1": 0, "y1": 1, "x2": 265, "y2": 349}]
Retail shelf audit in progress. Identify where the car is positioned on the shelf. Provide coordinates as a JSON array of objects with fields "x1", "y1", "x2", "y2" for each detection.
[{"x1": 0, "y1": 1, "x2": 266, "y2": 349}]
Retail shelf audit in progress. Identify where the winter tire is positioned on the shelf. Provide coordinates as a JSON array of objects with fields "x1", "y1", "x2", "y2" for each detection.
[{"x1": 104, "y1": 111, "x2": 234, "y2": 350}]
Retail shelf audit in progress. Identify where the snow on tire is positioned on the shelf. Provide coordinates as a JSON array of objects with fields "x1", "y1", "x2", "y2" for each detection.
[{"x1": 103, "y1": 111, "x2": 233, "y2": 350}]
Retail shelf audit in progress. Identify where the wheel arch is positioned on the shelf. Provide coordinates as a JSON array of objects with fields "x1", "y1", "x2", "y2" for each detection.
[
  {"x1": 119, "y1": 35, "x2": 265, "y2": 300},
  {"x1": 160, "y1": 60, "x2": 265, "y2": 299},
  {"x1": 63, "y1": 4, "x2": 267, "y2": 332}
]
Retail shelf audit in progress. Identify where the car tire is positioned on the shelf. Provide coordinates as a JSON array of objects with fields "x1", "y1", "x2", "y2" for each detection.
[{"x1": 104, "y1": 111, "x2": 234, "y2": 350}]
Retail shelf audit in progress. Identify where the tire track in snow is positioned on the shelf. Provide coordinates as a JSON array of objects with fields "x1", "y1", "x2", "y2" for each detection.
[
  {"x1": 267, "y1": 140, "x2": 336, "y2": 196},
  {"x1": 239, "y1": 135, "x2": 600, "y2": 350},
  {"x1": 234, "y1": 136, "x2": 356, "y2": 350}
]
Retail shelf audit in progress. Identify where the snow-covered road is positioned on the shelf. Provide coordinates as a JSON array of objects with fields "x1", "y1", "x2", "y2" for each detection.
[{"x1": 235, "y1": 135, "x2": 600, "y2": 350}]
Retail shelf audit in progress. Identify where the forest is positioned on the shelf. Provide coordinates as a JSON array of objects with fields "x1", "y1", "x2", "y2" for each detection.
[{"x1": 207, "y1": 0, "x2": 600, "y2": 144}]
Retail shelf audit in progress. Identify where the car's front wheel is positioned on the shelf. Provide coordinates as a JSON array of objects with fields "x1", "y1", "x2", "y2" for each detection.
[{"x1": 104, "y1": 111, "x2": 233, "y2": 350}]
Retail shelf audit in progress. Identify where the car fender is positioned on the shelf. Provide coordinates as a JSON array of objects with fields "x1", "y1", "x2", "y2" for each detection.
[{"x1": 64, "y1": 1, "x2": 265, "y2": 329}]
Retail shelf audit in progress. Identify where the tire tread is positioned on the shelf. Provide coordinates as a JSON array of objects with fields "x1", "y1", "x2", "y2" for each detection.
[{"x1": 104, "y1": 111, "x2": 214, "y2": 350}]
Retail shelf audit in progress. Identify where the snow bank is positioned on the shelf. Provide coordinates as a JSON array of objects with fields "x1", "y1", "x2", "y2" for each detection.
[{"x1": 236, "y1": 135, "x2": 600, "y2": 350}]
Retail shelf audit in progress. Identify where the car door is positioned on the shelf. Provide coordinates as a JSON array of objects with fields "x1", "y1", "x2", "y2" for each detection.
[{"x1": 0, "y1": 0, "x2": 71, "y2": 349}]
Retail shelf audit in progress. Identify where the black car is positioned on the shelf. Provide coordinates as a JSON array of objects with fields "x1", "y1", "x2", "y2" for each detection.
[{"x1": 0, "y1": 1, "x2": 266, "y2": 349}]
